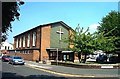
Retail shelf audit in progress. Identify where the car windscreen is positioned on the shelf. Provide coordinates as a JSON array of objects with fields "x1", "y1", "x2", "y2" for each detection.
[
  {"x1": 13, "y1": 57, "x2": 22, "y2": 59},
  {"x1": 3, "y1": 56, "x2": 10, "y2": 58}
]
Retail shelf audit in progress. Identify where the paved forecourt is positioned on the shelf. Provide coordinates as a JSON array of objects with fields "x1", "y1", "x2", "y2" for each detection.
[{"x1": 25, "y1": 60, "x2": 119, "y2": 78}]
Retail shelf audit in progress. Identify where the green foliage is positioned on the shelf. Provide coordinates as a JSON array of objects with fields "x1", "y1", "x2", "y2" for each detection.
[
  {"x1": 97, "y1": 10, "x2": 120, "y2": 53},
  {"x1": 93, "y1": 32, "x2": 116, "y2": 53},
  {"x1": 2, "y1": 1, "x2": 24, "y2": 41},
  {"x1": 68, "y1": 24, "x2": 116, "y2": 62},
  {"x1": 70, "y1": 25, "x2": 95, "y2": 55},
  {"x1": 98, "y1": 11, "x2": 120, "y2": 37},
  {"x1": 65, "y1": 11, "x2": 119, "y2": 62}
]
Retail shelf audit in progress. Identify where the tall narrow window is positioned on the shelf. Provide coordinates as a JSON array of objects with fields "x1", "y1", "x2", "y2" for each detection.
[
  {"x1": 16, "y1": 39, "x2": 18, "y2": 48},
  {"x1": 19, "y1": 38, "x2": 21, "y2": 47},
  {"x1": 32, "y1": 32, "x2": 36, "y2": 46},
  {"x1": 27, "y1": 34, "x2": 30, "y2": 47},
  {"x1": 5, "y1": 46, "x2": 7, "y2": 50},
  {"x1": 8, "y1": 46, "x2": 9, "y2": 50},
  {"x1": 23, "y1": 36, "x2": 25, "y2": 47}
]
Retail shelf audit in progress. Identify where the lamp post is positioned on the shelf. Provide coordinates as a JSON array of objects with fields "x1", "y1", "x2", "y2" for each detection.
[{"x1": 56, "y1": 28, "x2": 64, "y2": 65}]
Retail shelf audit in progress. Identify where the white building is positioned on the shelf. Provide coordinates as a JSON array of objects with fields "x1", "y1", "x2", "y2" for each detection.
[{"x1": 0, "y1": 41, "x2": 13, "y2": 50}]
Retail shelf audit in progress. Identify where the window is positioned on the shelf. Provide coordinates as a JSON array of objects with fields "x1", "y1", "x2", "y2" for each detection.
[
  {"x1": 8, "y1": 46, "x2": 9, "y2": 50},
  {"x1": 67, "y1": 55, "x2": 69, "y2": 59},
  {"x1": 16, "y1": 39, "x2": 18, "y2": 48},
  {"x1": 23, "y1": 36, "x2": 25, "y2": 47},
  {"x1": 5, "y1": 46, "x2": 7, "y2": 50},
  {"x1": 32, "y1": 32, "x2": 36, "y2": 46},
  {"x1": 27, "y1": 34, "x2": 30, "y2": 47},
  {"x1": 19, "y1": 38, "x2": 22, "y2": 47}
]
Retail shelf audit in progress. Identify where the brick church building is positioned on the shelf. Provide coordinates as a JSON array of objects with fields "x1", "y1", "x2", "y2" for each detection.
[{"x1": 10, "y1": 21, "x2": 75, "y2": 61}]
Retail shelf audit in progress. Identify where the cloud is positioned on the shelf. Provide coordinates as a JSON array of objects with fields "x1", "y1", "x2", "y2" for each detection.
[{"x1": 88, "y1": 24, "x2": 100, "y2": 33}]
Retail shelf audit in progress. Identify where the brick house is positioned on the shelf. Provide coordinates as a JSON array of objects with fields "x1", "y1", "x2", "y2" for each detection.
[{"x1": 10, "y1": 21, "x2": 75, "y2": 61}]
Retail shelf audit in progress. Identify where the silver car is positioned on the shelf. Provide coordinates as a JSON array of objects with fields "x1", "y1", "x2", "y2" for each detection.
[{"x1": 9, "y1": 56, "x2": 25, "y2": 65}]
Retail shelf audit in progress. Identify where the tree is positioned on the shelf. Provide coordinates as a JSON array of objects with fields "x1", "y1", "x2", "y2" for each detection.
[
  {"x1": 69, "y1": 25, "x2": 95, "y2": 63},
  {"x1": 98, "y1": 11, "x2": 120, "y2": 37},
  {"x1": 98, "y1": 11, "x2": 120, "y2": 50},
  {"x1": 93, "y1": 32, "x2": 116, "y2": 54},
  {"x1": 68, "y1": 24, "x2": 116, "y2": 63},
  {"x1": 97, "y1": 11, "x2": 120, "y2": 61},
  {"x1": 2, "y1": 1, "x2": 24, "y2": 41}
]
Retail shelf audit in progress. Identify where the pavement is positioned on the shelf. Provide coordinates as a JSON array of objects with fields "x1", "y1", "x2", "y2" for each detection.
[{"x1": 24, "y1": 60, "x2": 120, "y2": 78}]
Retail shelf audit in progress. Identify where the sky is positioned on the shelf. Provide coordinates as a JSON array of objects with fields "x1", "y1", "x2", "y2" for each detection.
[{"x1": 7, "y1": 2, "x2": 118, "y2": 43}]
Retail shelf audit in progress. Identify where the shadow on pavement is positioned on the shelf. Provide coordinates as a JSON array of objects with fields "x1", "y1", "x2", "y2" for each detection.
[
  {"x1": 1, "y1": 71, "x2": 67, "y2": 79},
  {"x1": 1, "y1": 71, "x2": 119, "y2": 79}
]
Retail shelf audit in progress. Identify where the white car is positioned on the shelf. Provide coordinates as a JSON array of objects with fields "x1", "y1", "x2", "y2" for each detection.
[{"x1": 9, "y1": 56, "x2": 25, "y2": 65}]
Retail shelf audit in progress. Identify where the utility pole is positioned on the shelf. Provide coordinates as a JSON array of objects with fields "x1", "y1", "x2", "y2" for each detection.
[
  {"x1": 56, "y1": 28, "x2": 64, "y2": 65},
  {"x1": 56, "y1": 48, "x2": 58, "y2": 65}
]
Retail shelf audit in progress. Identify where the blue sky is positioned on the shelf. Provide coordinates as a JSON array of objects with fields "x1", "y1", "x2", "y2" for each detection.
[{"x1": 7, "y1": 2, "x2": 118, "y2": 43}]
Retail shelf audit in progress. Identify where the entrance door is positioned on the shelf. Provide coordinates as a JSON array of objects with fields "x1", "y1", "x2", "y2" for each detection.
[{"x1": 49, "y1": 51, "x2": 56, "y2": 60}]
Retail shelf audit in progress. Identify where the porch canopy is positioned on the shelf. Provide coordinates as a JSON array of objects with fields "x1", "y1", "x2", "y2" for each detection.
[
  {"x1": 62, "y1": 51, "x2": 73, "y2": 53},
  {"x1": 46, "y1": 48, "x2": 73, "y2": 53},
  {"x1": 46, "y1": 48, "x2": 62, "y2": 52}
]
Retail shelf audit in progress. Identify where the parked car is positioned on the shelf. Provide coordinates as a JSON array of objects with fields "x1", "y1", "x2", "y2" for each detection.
[
  {"x1": 2, "y1": 55, "x2": 11, "y2": 62},
  {"x1": 109, "y1": 56, "x2": 118, "y2": 63},
  {"x1": 9, "y1": 56, "x2": 25, "y2": 65},
  {"x1": 96, "y1": 54, "x2": 107, "y2": 63}
]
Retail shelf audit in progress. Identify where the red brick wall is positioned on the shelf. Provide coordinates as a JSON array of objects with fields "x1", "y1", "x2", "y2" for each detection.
[
  {"x1": 9, "y1": 52, "x2": 33, "y2": 61},
  {"x1": 33, "y1": 50, "x2": 40, "y2": 61},
  {"x1": 9, "y1": 51, "x2": 41, "y2": 61},
  {"x1": 36, "y1": 28, "x2": 41, "y2": 48},
  {"x1": 41, "y1": 25, "x2": 51, "y2": 60}
]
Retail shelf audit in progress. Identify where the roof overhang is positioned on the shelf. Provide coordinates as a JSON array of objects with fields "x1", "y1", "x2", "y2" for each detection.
[
  {"x1": 62, "y1": 51, "x2": 73, "y2": 53},
  {"x1": 46, "y1": 48, "x2": 62, "y2": 51}
]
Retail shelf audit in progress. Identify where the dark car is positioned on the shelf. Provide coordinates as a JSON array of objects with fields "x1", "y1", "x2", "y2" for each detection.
[
  {"x1": 2, "y1": 55, "x2": 11, "y2": 62},
  {"x1": 109, "y1": 56, "x2": 118, "y2": 63},
  {"x1": 9, "y1": 56, "x2": 25, "y2": 65},
  {"x1": 96, "y1": 54, "x2": 107, "y2": 63}
]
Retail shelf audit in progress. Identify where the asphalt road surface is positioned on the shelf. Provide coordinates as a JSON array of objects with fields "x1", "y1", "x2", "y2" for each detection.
[{"x1": 1, "y1": 61, "x2": 119, "y2": 79}]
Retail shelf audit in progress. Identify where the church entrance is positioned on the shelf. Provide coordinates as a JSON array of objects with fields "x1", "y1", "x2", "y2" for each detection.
[{"x1": 46, "y1": 48, "x2": 62, "y2": 61}]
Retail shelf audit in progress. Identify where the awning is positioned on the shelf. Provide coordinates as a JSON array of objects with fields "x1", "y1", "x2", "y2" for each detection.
[
  {"x1": 62, "y1": 51, "x2": 73, "y2": 53},
  {"x1": 46, "y1": 48, "x2": 62, "y2": 52}
]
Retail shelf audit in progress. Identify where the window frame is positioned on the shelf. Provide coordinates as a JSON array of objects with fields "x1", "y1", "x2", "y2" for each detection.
[
  {"x1": 32, "y1": 32, "x2": 36, "y2": 47},
  {"x1": 27, "y1": 34, "x2": 30, "y2": 47}
]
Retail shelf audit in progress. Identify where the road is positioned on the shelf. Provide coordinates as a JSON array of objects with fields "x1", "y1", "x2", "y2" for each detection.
[
  {"x1": 1, "y1": 62, "x2": 63, "y2": 79},
  {"x1": 1, "y1": 61, "x2": 119, "y2": 79}
]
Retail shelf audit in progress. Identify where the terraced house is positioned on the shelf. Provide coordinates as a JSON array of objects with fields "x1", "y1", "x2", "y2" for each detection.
[{"x1": 10, "y1": 21, "x2": 75, "y2": 62}]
